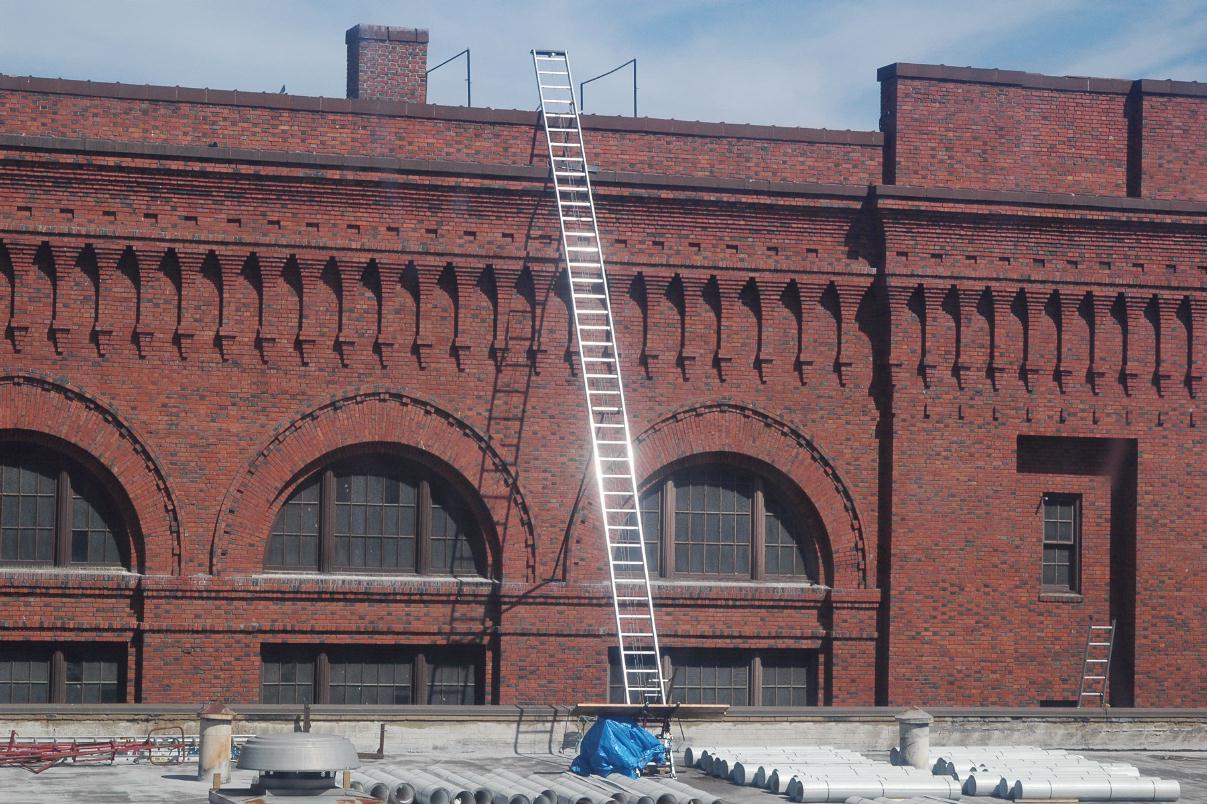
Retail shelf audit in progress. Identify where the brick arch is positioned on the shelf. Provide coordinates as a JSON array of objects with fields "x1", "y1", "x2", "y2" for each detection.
[
  {"x1": 210, "y1": 390, "x2": 534, "y2": 576},
  {"x1": 633, "y1": 403, "x2": 868, "y2": 589},
  {"x1": 0, "y1": 372, "x2": 182, "y2": 574}
]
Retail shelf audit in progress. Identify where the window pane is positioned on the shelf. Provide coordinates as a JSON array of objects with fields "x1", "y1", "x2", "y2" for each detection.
[
  {"x1": 668, "y1": 650, "x2": 748, "y2": 706},
  {"x1": 267, "y1": 476, "x2": 321, "y2": 570},
  {"x1": 426, "y1": 651, "x2": 480, "y2": 705},
  {"x1": 1042, "y1": 495, "x2": 1079, "y2": 590},
  {"x1": 70, "y1": 475, "x2": 125, "y2": 567},
  {"x1": 672, "y1": 467, "x2": 751, "y2": 576},
  {"x1": 762, "y1": 654, "x2": 816, "y2": 706},
  {"x1": 764, "y1": 495, "x2": 818, "y2": 580},
  {"x1": 0, "y1": 644, "x2": 52, "y2": 703},
  {"x1": 261, "y1": 647, "x2": 316, "y2": 705},
  {"x1": 64, "y1": 645, "x2": 124, "y2": 704},
  {"x1": 329, "y1": 648, "x2": 412, "y2": 705},
  {"x1": 0, "y1": 455, "x2": 57, "y2": 564},
  {"x1": 334, "y1": 458, "x2": 417, "y2": 572},
  {"x1": 430, "y1": 482, "x2": 483, "y2": 577}
]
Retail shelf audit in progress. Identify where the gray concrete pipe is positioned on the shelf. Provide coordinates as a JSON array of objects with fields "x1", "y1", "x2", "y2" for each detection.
[
  {"x1": 545, "y1": 774, "x2": 623, "y2": 804},
  {"x1": 1010, "y1": 777, "x2": 1180, "y2": 801},
  {"x1": 387, "y1": 771, "x2": 455, "y2": 804},
  {"x1": 606, "y1": 776, "x2": 678, "y2": 804},
  {"x1": 791, "y1": 777, "x2": 962, "y2": 803},
  {"x1": 425, "y1": 769, "x2": 497, "y2": 804},
  {"x1": 643, "y1": 775, "x2": 722, "y2": 804},
  {"x1": 483, "y1": 768, "x2": 559, "y2": 804},
  {"x1": 358, "y1": 768, "x2": 419, "y2": 804},
  {"x1": 962, "y1": 772, "x2": 1006, "y2": 796}
]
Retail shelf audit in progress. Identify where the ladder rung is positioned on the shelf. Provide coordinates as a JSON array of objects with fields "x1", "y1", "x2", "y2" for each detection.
[
  {"x1": 616, "y1": 596, "x2": 649, "y2": 601},
  {"x1": 618, "y1": 614, "x2": 651, "y2": 618},
  {"x1": 621, "y1": 631, "x2": 654, "y2": 636},
  {"x1": 1083, "y1": 675, "x2": 1106, "y2": 680},
  {"x1": 1089, "y1": 642, "x2": 1111, "y2": 646},
  {"x1": 607, "y1": 525, "x2": 639, "y2": 530},
  {"x1": 537, "y1": 70, "x2": 569, "y2": 75},
  {"x1": 546, "y1": 127, "x2": 578, "y2": 133},
  {"x1": 1086, "y1": 658, "x2": 1108, "y2": 663}
]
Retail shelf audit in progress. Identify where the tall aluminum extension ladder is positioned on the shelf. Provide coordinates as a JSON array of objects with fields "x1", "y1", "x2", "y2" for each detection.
[
  {"x1": 531, "y1": 50, "x2": 668, "y2": 709},
  {"x1": 1077, "y1": 618, "x2": 1116, "y2": 707}
]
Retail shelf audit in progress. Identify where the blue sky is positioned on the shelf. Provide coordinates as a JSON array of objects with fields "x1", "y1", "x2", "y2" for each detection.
[{"x1": 1, "y1": 1, "x2": 1204, "y2": 130}]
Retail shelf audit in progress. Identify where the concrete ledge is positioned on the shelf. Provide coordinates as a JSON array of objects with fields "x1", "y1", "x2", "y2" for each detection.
[{"x1": 0, "y1": 706, "x2": 1203, "y2": 754}]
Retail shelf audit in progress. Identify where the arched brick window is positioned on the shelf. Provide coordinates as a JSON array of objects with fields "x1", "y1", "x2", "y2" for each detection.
[
  {"x1": 638, "y1": 460, "x2": 822, "y2": 581},
  {"x1": 265, "y1": 453, "x2": 486, "y2": 576},
  {"x1": 0, "y1": 444, "x2": 129, "y2": 569}
]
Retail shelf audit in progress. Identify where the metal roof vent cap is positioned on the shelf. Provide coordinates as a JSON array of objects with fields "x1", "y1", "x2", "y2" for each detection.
[{"x1": 237, "y1": 733, "x2": 360, "y2": 794}]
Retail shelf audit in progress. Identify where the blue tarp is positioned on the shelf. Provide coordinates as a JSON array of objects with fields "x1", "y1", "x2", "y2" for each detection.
[{"x1": 571, "y1": 717, "x2": 667, "y2": 778}]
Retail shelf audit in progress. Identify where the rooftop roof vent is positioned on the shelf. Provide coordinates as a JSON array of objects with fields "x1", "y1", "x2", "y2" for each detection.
[{"x1": 235, "y1": 733, "x2": 361, "y2": 796}]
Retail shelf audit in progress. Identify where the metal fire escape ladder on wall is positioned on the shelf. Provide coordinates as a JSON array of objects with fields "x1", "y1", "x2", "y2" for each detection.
[{"x1": 532, "y1": 50, "x2": 668, "y2": 709}]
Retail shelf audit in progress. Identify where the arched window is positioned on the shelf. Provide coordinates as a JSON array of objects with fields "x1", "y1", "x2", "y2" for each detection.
[
  {"x1": 638, "y1": 461, "x2": 821, "y2": 581},
  {"x1": 266, "y1": 454, "x2": 486, "y2": 576},
  {"x1": 0, "y1": 444, "x2": 129, "y2": 569}
]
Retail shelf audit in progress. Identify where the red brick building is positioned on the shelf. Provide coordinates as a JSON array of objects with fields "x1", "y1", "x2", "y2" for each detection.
[{"x1": 0, "y1": 25, "x2": 1202, "y2": 708}]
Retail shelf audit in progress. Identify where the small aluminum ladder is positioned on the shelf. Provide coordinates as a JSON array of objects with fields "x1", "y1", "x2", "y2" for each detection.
[
  {"x1": 531, "y1": 50, "x2": 668, "y2": 710},
  {"x1": 1077, "y1": 618, "x2": 1115, "y2": 707}
]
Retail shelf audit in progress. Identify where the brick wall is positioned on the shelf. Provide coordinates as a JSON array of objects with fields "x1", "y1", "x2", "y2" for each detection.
[
  {"x1": 0, "y1": 50, "x2": 1203, "y2": 708},
  {"x1": 1136, "y1": 80, "x2": 1207, "y2": 201}
]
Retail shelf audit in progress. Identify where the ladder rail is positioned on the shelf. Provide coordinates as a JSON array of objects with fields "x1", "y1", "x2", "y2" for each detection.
[{"x1": 532, "y1": 49, "x2": 668, "y2": 710}]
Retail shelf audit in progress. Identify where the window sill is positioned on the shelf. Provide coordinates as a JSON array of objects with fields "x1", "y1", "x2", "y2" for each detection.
[
  {"x1": 651, "y1": 578, "x2": 824, "y2": 590},
  {"x1": 1039, "y1": 590, "x2": 1084, "y2": 603},
  {"x1": 0, "y1": 566, "x2": 137, "y2": 577},
  {"x1": 252, "y1": 572, "x2": 497, "y2": 586}
]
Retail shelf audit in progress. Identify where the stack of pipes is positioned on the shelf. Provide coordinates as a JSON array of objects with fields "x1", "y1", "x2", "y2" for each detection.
[
  {"x1": 681, "y1": 746, "x2": 961, "y2": 803},
  {"x1": 925, "y1": 746, "x2": 1180, "y2": 801},
  {"x1": 350, "y1": 764, "x2": 723, "y2": 804}
]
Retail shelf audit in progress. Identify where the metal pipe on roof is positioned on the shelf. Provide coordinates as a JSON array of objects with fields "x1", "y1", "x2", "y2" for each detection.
[{"x1": 426, "y1": 769, "x2": 496, "y2": 804}]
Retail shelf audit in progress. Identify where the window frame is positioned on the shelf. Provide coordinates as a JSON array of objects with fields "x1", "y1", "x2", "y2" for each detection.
[
  {"x1": 1041, "y1": 492, "x2": 1081, "y2": 593},
  {"x1": 0, "y1": 643, "x2": 126, "y2": 704},
  {"x1": 0, "y1": 448, "x2": 129, "y2": 570},
  {"x1": 264, "y1": 453, "x2": 487, "y2": 577},
  {"x1": 640, "y1": 460, "x2": 820, "y2": 582},
  {"x1": 608, "y1": 647, "x2": 818, "y2": 707},
  {"x1": 259, "y1": 645, "x2": 485, "y2": 705}
]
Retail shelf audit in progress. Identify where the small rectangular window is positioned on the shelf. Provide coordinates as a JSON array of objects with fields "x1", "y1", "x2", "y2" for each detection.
[
  {"x1": 0, "y1": 645, "x2": 52, "y2": 703},
  {"x1": 609, "y1": 648, "x2": 817, "y2": 706},
  {"x1": 261, "y1": 646, "x2": 483, "y2": 705},
  {"x1": 1042, "y1": 493, "x2": 1080, "y2": 591},
  {"x1": 0, "y1": 643, "x2": 124, "y2": 703}
]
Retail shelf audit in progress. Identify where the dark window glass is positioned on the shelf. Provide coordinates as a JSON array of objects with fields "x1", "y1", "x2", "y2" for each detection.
[
  {"x1": 64, "y1": 646, "x2": 123, "y2": 704},
  {"x1": 0, "y1": 645, "x2": 51, "y2": 703},
  {"x1": 329, "y1": 649, "x2": 412, "y2": 705},
  {"x1": 70, "y1": 477, "x2": 124, "y2": 566},
  {"x1": 668, "y1": 651, "x2": 748, "y2": 706},
  {"x1": 266, "y1": 455, "x2": 485, "y2": 577},
  {"x1": 0, "y1": 449, "x2": 127, "y2": 569},
  {"x1": 610, "y1": 648, "x2": 817, "y2": 707},
  {"x1": 429, "y1": 486, "x2": 481, "y2": 577},
  {"x1": 0, "y1": 457, "x2": 56, "y2": 564},
  {"x1": 261, "y1": 646, "x2": 483, "y2": 705},
  {"x1": 1042, "y1": 494, "x2": 1080, "y2": 591},
  {"x1": 333, "y1": 460, "x2": 417, "y2": 571},
  {"x1": 266, "y1": 476, "x2": 320, "y2": 570},
  {"x1": 261, "y1": 648, "x2": 316, "y2": 705},
  {"x1": 426, "y1": 653, "x2": 480, "y2": 705},
  {"x1": 672, "y1": 467, "x2": 752, "y2": 576},
  {"x1": 764, "y1": 495, "x2": 817, "y2": 579},
  {"x1": 761, "y1": 655, "x2": 816, "y2": 706},
  {"x1": 0, "y1": 644, "x2": 124, "y2": 703}
]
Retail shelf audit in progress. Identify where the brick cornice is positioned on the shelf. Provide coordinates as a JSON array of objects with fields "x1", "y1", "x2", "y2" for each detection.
[{"x1": 0, "y1": 74, "x2": 880, "y2": 145}]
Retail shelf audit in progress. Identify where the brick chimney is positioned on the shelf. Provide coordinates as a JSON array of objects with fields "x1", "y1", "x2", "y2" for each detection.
[{"x1": 346, "y1": 24, "x2": 429, "y2": 104}]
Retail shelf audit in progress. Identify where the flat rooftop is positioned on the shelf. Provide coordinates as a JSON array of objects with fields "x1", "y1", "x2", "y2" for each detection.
[{"x1": 0, "y1": 748, "x2": 1203, "y2": 803}]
